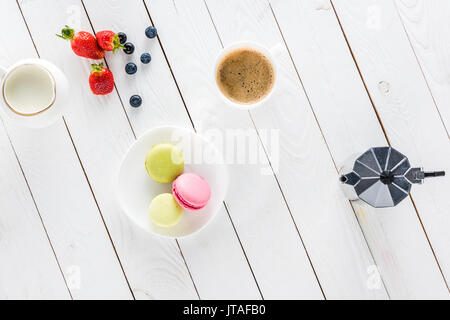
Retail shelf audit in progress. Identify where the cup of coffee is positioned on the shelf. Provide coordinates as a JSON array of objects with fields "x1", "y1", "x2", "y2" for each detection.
[
  {"x1": 0, "y1": 58, "x2": 68, "y2": 128},
  {"x1": 214, "y1": 42, "x2": 279, "y2": 110}
]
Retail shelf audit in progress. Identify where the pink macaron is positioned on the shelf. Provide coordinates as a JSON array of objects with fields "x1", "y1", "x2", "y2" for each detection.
[{"x1": 172, "y1": 173, "x2": 211, "y2": 211}]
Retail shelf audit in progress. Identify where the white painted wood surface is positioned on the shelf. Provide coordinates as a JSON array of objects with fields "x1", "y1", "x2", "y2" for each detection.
[
  {"x1": 146, "y1": 0, "x2": 324, "y2": 300},
  {"x1": 0, "y1": 0, "x2": 129, "y2": 299},
  {"x1": 270, "y1": 0, "x2": 448, "y2": 299},
  {"x1": 0, "y1": 0, "x2": 448, "y2": 299},
  {"x1": 0, "y1": 1, "x2": 68, "y2": 300},
  {"x1": 332, "y1": 0, "x2": 450, "y2": 297},
  {"x1": 17, "y1": 0, "x2": 197, "y2": 300},
  {"x1": 203, "y1": 0, "x2": 389, "y2": 299},
  {"x1": 82, "y1": 0, "x2": 261, "y2": 300},
  {"x1": 395, "y1": 0, "x2": 450, "y2": 133},
  {"x1": 0, "y1": 121, "x2": 69, "y2": 299}
]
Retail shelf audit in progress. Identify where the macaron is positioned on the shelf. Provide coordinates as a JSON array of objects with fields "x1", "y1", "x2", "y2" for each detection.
[
  {"x1": 145, "y1": 143, "x2": 184, "y2": 183},
  {"x1": 172, "y1": 173, "x2": 211, "y2": 211},
  {"x1": 149, "y1": 193, "x2": 183, "y2": 227}
]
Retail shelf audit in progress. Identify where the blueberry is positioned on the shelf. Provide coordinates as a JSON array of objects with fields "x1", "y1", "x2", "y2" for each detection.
[
  {"x1": 117, "y1": 32, "x2": 127, "y2": 44},
  {"x1": 140, "y1": 53, "x2": 151, "y2": 64},
  {"x1": 130, "y1": 95, "x2": 142, "y2": 107},
  {"x1": 145, "y1": 26, "x2": 157, "y2": 38},
  {"x1": 123, "y1": 42, "x2": 135, "y2": 54},
  {"x1": 125, "y1": 62, "x2": 137, "y2": 75}
]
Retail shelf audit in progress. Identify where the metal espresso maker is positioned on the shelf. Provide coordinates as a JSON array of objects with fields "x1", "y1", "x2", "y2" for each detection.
[{"x1": 339, "y1": 147, "x2": 445, "y2": 208}]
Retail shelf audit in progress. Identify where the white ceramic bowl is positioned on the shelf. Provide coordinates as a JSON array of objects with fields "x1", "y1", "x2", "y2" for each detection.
[{"x1": 116, "y1": 126, "x2": 228, "y2": 238}]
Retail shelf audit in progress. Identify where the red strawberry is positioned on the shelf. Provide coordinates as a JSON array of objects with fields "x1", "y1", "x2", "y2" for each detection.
[
  {"x1": 57, "y1": 25, "x2": 105, "y2": 60},
  {"x1": 89, "y1": 63, "x2": 114, "y2": 95},
  {"x1": 96, "y1": 30, "x2": 124, "y2": 53}
]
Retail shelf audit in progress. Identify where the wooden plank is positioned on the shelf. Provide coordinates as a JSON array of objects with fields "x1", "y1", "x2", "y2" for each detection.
[
  {"x1": 270, "y1": 0, "x2": 449, "y2": 299},
  {"x1": 0, "y1": 121, "x2": 70, "y2": 299},
  {"x1": 206, "y1": 0, "x2": 390, "y2": 300},
  {"x1": 332, "y1": 0, "x2": 450, "y2": 295},
  {"x1": 146, "y1": 0, "x2": 324, "y2": 299},
  {"x1": 147, "y1": 0, "x2": 387, "y2": 299},
  {"x1": 82, "y1": 0, "x2": 261, "y2": 299},
  {"x1": 18, "y1": 0, "x2": 197, "y2": 299},
  {"x1": 7, "y1": 121, "x2": 134, "y2": 299},
  {"x1": 0, "y1": 0, "x2": 68, "y2": 300},
  {"x1": 395, "y1": 0, "x2": 450, "y2": 133},
  {"x1": 180, "y1": 207, "x2": 261, "y2": 299},
  {"x1": 0, "y1": 0, "x2": 132, "y2": 299}
]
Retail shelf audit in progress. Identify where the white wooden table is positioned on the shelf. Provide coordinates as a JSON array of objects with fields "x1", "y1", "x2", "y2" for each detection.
[{"x1": 0, "y1": 0, "x2": 449, "y2": 300}]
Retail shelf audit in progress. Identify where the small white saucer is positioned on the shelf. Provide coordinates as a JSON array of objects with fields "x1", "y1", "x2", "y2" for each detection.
[{"x1": 116, "y1": 126, "x2": 228, "y2": 238}]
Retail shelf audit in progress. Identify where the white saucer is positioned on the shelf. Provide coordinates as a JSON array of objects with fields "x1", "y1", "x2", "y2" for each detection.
[{"x1": 116, "y1": 126, "x2": 228, "y2": 238}]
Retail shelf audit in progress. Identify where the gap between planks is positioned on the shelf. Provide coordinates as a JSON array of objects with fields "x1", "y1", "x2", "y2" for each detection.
[
  {"x1": 62, "y1": 117, "x2": 137, "y2": 299},
  {"x1": 222, "y1": 202, "x2": 265, "y2": 299},
  {"x1": 391, "y1": 1, "x2": 449, "y2": 139}
]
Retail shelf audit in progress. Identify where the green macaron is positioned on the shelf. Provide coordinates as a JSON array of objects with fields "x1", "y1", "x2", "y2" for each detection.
[
  {"x1": 145, "y1": 143, "x2": 184, "y2": 183},
  {"x1": 149, "y1": 193, "x2": 183, "y2": 227}
]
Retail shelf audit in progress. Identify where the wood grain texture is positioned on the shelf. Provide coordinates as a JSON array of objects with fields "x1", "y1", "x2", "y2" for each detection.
[
  {"x1": 208, "y1": 0, "x2": 391, "y2": 299},
  {"x1": 395, "y1": 0, "x2": 450, "y2": 134},
  {"x1": 146, "y1": 0, "x2": 390, "y2": 299},
  {"x1": 82, "y1": 0, "x2": 261, "y2": 300},
  {"x1": 7, "y1": 121, "x2": 134, "y2": 299},
  {"x1": 0, "y1": 121, "x2": 69, "y2": 299},
  {"x1": 0, "y1": 5, "x2": 71, "y2": 296},
  {"x1": 18, "y1": 0, "x2": 197, "y2": 299},
  {"x1": 0, "y1": 0, "x2": 67, "y2": 300},
  {"x1": 146, "y1": 0, "x2": 324, "y2": 299},
  {"x1": 333, "y1": 0, "x2": 450, "y2": 297},
  {"x1": 0, "y1": 0, "x2": 132, "y2": 299},
  {"x1": 0, "y1": 0, "x2": 448, "y2": 299},
  {"x1": 270, "y1": 0, "x2": 448, "y2": 299}
]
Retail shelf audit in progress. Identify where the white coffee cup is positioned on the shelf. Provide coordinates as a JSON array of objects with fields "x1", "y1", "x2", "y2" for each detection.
[
  {"x1": 213, "y1": 41, "x2": 282, "y2": 111},
  {"x1": 0, "y1": 58, "x2": 68, "y2": 128}
]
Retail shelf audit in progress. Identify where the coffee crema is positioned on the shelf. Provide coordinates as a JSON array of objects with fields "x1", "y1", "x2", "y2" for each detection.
[{"x1": 216, "y1": 47, "x2": 274, "y2": 104}]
